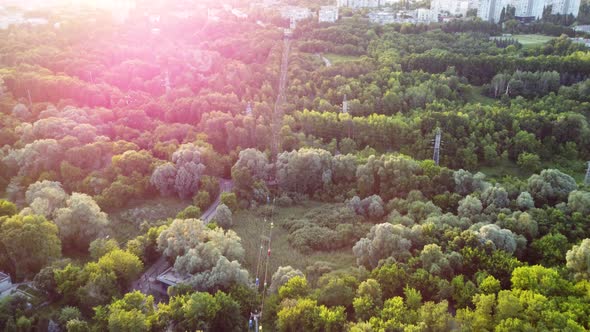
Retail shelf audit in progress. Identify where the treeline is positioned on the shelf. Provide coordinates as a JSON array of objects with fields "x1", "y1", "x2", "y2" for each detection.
[
  {"x1": 289, "y1": 89, "x2": 590, "y2": 170},
  {"x1": 295, "y1": 19, "x2": 371, "y2": 56},
  {"x1": 486, "y1": 71, "x2": 561, "y2": 98},
  {"x1": 402, "y1": 49, "x2": 590, "y2": 85},
  {"x1": 287, "y1": 59, "x2": 470, "y2": 116},
  {"x1": 492, "y1": 37, "x2": 521, "y2": 49}
]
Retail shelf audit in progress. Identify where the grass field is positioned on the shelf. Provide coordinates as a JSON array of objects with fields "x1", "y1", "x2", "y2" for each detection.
[
  {"x1": 492, "y1": 34, "x2": 555, "y2": 48},
  {"x1": 467, "y1": 86, "x2": 497, "y2": 106},
  {"x1": 323, "y1": 53, "x2": 362, "y2": 64},
  {"x1": 231, "y1": 201, "x2": 357, "y2": 283},
  {"x1": 478, "y1": 159, "x2": 587, "y2": 182},
  {"x1": 479, "y1": 159, "x2": 530, "y2": 180},
  {"x1": 108, "y1": 196, "x2": 191, "y2": 244}
]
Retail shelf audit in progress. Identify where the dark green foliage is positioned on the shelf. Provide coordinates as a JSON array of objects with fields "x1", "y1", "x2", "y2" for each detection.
[
  {"x1": 0, "y1": 200, "x2": 16, "y2": 217},
  {"x1": 283, "y1": 205, "x2": 368, "y2": 253},
  {"x1": 176, "y1": 205, "x2": 202, "y2": 219},
  {"x1": 193, "y1": 190, "x2": 211, "y2": 211},
  {"x1": 221, "y1": 192, "x2": 239, "y2": 212}
]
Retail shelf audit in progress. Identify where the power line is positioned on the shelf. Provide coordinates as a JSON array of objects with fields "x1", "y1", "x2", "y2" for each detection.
[{"x1": 260, "y1": 199, "x2": 275, "y2": 323}]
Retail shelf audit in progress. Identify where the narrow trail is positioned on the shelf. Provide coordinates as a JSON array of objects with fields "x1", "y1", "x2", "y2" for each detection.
[{"x1": 131, "y1": 179, "x2": 234, "y2": 294}]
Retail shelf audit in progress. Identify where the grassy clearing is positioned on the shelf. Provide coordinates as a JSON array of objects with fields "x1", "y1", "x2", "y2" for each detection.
[
  {"x1": 479, "y1": 159, "x2": 530, "y2": 181},
  {"x1": 232, "y1": 201, "x2": 357, "y2": 281},
  {"x1": 492, "y1": 34, "x2": 555, "y2": 48},
  {"x1": 513, "y1": 34, "x2": 555, "y2": 47},
  {"x1": 323, "y1": 53, "x2": 362, "y2": 64},
  {"x1": 108, "y1": 196, "x2": 191, "y2": 244},
  {"x1": 467, "y1": 86, "x2": 497, "y2": 106},
  {"x1": 478, "y1": 159, "x2": 586, "y2": 183}
]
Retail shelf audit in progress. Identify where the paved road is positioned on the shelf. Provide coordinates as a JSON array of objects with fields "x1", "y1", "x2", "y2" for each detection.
[
  {"x1": 131, "y1": 179, "x2": 234, "y2": 295},
  {"x1": 201, "y1": 179, "x2": 234, "y2": 223}
]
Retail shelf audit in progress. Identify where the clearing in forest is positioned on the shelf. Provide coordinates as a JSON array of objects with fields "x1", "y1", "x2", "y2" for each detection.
[{"x1": 231, "y1": 201, "x2": 359, "y2": 283}]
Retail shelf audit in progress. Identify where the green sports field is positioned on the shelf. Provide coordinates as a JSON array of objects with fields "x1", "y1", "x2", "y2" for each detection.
[{"x1": 492, "y1": 34, "x2": 555, "y2": 48}]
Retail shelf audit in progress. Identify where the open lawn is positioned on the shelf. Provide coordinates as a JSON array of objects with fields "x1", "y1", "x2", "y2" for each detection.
[
  {"x1": 323, "y1": 53, "x2": 362, "y2": 64},
  {"x1": 478, "y1": 159, "x2": 587, "y2": 182},
  {"x1": 492, "y1": 34, "x2": 555, "y2": 48},
  {"x1": 231, "y1": 201, "x2": 357, "y2": 283},
  {"x1": 479, "y1": 159, "x2": 530, "y2": 181},
  {"x1": 108, "y1": 196, "x2": 191, "y2": 244},
  {"x1": 467, "y1": 86, "x2": 497, "y2": 106},
  {"x1": 513, "y1": 34, "x2": 555, "y2": 47}
]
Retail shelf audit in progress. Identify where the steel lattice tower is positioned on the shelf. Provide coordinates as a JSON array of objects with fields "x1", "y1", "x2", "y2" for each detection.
[{"x1": 433, "y1": 127, "x2": 442, "y2": 166}]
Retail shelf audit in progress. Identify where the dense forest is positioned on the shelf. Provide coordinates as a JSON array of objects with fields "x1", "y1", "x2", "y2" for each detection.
[{"x1": 0, "y1": 2, "x2": 590, "y2": 331}]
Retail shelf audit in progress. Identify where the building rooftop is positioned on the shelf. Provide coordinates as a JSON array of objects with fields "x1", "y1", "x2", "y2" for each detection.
[{"x1": 156, "y1": 267, "x2": 189, "y2": 287}]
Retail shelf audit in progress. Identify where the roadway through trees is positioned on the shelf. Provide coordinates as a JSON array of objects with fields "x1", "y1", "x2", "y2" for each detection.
[{"x1": 131, "y1": 179, "x2": 234, "y2": 297}]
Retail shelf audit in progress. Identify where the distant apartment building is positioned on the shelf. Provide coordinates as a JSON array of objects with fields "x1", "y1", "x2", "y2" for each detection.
[
  {"x1": 368, "y1": 10, "x2": 396, "y2": 23},
  {"x1": 279, "y1": 6, "x2": 312, "y2": 21},
  {"x1": 514, "y1": 0, "x2": 579, "y2": 19},
  {"x1": 337, "y1": 0, "x2": 384, "y2": 8},
  {"x1": 574, "y1": 24, "x2": 590, "y2": 33},
  {"x1": 319, "y1": 6, "x2": 339, "y2": 22},
  {"x1": 468, "y1": 0, "x2": 481, "y2": 10},
  {"x1": 551, "y1": 0, "x2": 581, "y2": 16},
  {"x1": 416, "y1": 7, "x2": 437, "y2": 21},
  {"x1": 431, "y1": 0, "x2": 469, "y2": 16},
  {"x1": 279, "y1": 5, "x2": 312, "y2": 28},
  {"x1": 478, "y1": 0, "x2": 507, "y2": 22},
  {"x1": 515, "y1": 0, "x2": 546, "y2": 19},
  {"x1": 479, "y1": 0, "x2": 581, "y2": 22}
]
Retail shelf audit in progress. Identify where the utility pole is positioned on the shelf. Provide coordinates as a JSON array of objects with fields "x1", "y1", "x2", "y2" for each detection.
[
  {"x1": 585, "y1": 161, "x2": 590, "y2": 186},
  {"x1": 432, "y1": 127, "x2": 442, "y2": 166}
]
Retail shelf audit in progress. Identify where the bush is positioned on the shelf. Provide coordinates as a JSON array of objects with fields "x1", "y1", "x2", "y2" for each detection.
[
  {"x1": 276, "y1": 194, "x2": 293, "y2": 207},
  {"x1": 88, "y1": 238, "x2": 119, "y2": 260},
  {"x1": 193, "y1": 190, "x2": 211, "y2": 210},
  {"x1": 200, "y1": 176, "x2": 220, "y2": 199},
  {"x1": 517, "y1": 152, "x2": 541, "y2": 172},
  {"x1": 0, "y1": 199, "x2": 17, "y2": 217},
  {"x1": 58, "y1": 306, "x2": 81, "y2": 325},
  {"x1": 176, "y1": 205, "x2": 202, "y2": 219},
  {"x1": 221, "y1": 192, "x2": 238, "y2": 212},
  {"x1": 215, "y1": 204, "x2": 233, "y2": 229}
]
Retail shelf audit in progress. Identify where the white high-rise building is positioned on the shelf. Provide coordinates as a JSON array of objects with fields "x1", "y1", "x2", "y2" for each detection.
[
  {"x1": 431, "y1": 0, "x2": 469, "y2": 17},
  {"x1": 515, "y1": 0, "x2": 546, "y2": 18},
  {"x1": 417, "y1": 7, "x2": 437, "y2": 21},
  {"x1": 477, "y1": 0, "x2": 506, "y2": 22},
  {"x1": 478, "y1": 0, "x2": 581, "y2": 22},
  {"x1": 319, "y1": 6, "x2": 339, "y2": 22},
  {"x1": 551, "y1": 0, "x2": 581, "y2": 16}
]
